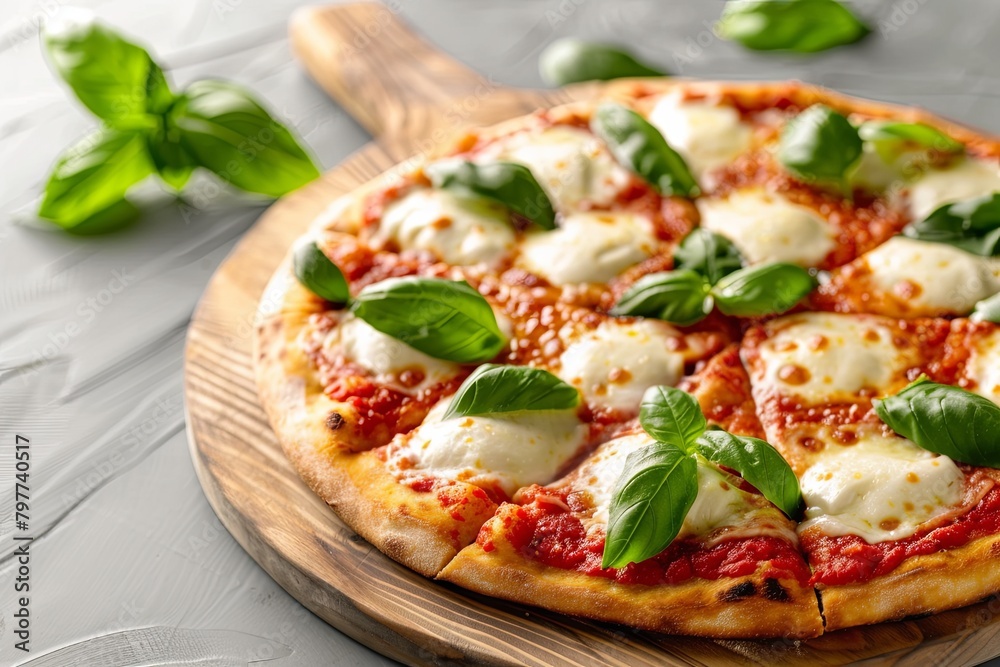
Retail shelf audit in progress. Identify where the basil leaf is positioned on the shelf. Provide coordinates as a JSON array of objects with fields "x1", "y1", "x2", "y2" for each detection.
[
  {"x1": 673, "y1": 228, "x2": 744, "y2": 284},
  {"x1": 539, "y1": 39, "x2": 666, "y2": 86},
  {"x1": 38, "y1": 129, "x2": 153, "y2": 230},
  {"x1": 718, "y1": 0, "x2": 870, "y2": 53},
  {"x1": 874, "y1": 378, "x2": 1000, "y2": 468},
  {"x1": 601, "y1": 442, "x2": 698, "y2": 569},
  {"x1": 426, "y1": 160, "x2": 556, "y2": 230},
  {"x1": 972, "y1": 292, "x2": 1000, "y2": 324},
  {"x1": 43, "y1": 11, "x2": 172, "y2": 128},
  {"x1": 712, "y1": 263, "x2": 816, "y2": 317},
  {"x1": 351, "y1": 278, "x2": 506, "y2": 364},
  {"x1": 858, "y1": 121, "x2": 964, "y2": 155},
  {"x1": 442, "y1": 364, "x2": 579, "y2": 420},
  {"x1": 610, "y1": 270, "x2": 713, "y2": 326},
  {"x1": 695, "y1": 430, "x2": 801, "y2": 518},
  {"x1": 639, "y1": 386, "x2": 706, "y2": 452},
  {"x1": 170, "y1": 80, "x2": 320, "y2": 198},
  {"x1": 590, "y1": 103, "x2": 699, "y2": 198},
  {"x1": 292, "y1": 241, "x2": 349, "y2": 304},
  {"x1": 779, "y1": 105, "x2": 862, "y2": 192},
  {"x1": 903, "y1": 194, "x2": 1000, "y2": 257}
]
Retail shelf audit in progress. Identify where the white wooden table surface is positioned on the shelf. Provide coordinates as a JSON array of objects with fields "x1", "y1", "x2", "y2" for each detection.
[{"x1": 2, "y1": 0, "x2": 1000, "y2": 665}]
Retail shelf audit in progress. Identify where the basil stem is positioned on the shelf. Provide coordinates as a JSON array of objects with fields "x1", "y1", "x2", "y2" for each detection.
[
  {"x1": 539, "y1": 39, "x2": 666, "y2": 86},
  {"x1": 718, "y1": 0, "x2": 870, "y2": 53},
  {"x1": 779, "y1": 104, "x2": 863, "y2": 193},
  {"x1": 426, "y1": 160, "x2": 557, "y2": 230},
  {"x1": 673, "y1": 228, "x2": 744, "y2": 285},
  {"x1": 442, "y1": 364, "x2": 579, "y2": 420},
  {"x1": 712, "y1": 263, "x2": 816, "y2": 317},
  {"x1": 292, "y1": 241, "x2": 349, "y2": 305},
  {"x1": 903, "y1": 193, "x2": 1000, "y2": 257},
  {"x1": 611, "y1": 270, "x2": 713, "y2": 326},
  {"x1": 590, "y1": 103, "x2": 699, "y2": 198}
]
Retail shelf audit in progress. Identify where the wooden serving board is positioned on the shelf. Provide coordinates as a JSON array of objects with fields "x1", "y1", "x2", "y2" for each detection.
[{"x1": 184, "y1": 4, "x2": 1000, "y2": 665}]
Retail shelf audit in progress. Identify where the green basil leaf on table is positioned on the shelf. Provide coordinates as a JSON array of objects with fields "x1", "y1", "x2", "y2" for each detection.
[
  {"x1": 858, "y1": 121, "x2": 964, "y2": 156},
  {"x1": 426, "y1": 160, "x2": 556, "y2": 230},
  {"x1": 590, "y1": 103, "x2": 699, "y2": 198},
  {"x1": 170, "y1": 80, "x2": 320, "y2": 198},
  {"x1": 673, "y1": 228, "x2": 744, "y2": 284},
  {"x1": 351, "y1": 277, "x2": 506, "y2": 364},
  {"x1": 601, "y1": 442, "x2": 698, "y2": 569},
  {"x1": 902, "y1": 193, "x2": 1000, "y2": 256},
  {"x1": 43, "y1": 11, "x2": 172, "y2": 129},
  {"x1": 38, "y1": 129, "x2": 153, "y2": 232},
  {"x1": 718, "y1": 0, "x2": 870, "y2": 53},
  {"x1": 638, "y1": 386, "x2": 707, "y2": 452},
  {"x1": 292, "y1": 241, "x2": 350, "y2": 305},
  {"x1": 695, "y1": 430, "x2": 801, "y2": 518},
  {"x1": 712, "y1": 263, "x2": 816, "y2": 317},
  {"x1": 611, "y1": 270, "x2": 713, "y2": 326},
  {"x1": 874, "y1": 378, "x2": 1000, "y2": 468},
  {"x1": 778, "y1": 105, "x2": 863, "y2": 192},
  {"x1": 442, "y1": 364, "x2": 580, "y2": 420},
  {"x1": 972, "y1": 292, "x2": 1000, "y2": 324},
  {"x1": 539, "y1": 38, "x2": 666, "y2": 86}
]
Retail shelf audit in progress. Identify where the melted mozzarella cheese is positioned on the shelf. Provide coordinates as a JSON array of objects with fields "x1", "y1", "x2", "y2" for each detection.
[
  {"x1": 517, "y1": 211, "x2": 657, "y2": 285},
  {"x1": 968, "y1": 329, "x2": 1000, "y2": 405},
  {"x1": 324, "y1": 313, "x2": 458, "y2": 391},
  {"x1": 391, "y1": 398, "x2": 586, "y2": 496},
  {"x1": 647, "y1": 94, "x2": 752, "y2": 178},
  {"x1": 860, "y1": 236, "x2": 1000, "y2": 315},
  {"x1": 907, "y1": 158, "x2": 1000, "y2": 220},
  {"x1": 697, "y1": 188, "x2": 835, "y2": 266},
  {"x1": 799, "y1": 435, "x2": 964, "y2": 543},
  {"x1": 373, "y1": 188, "x2": 515, "y2": 266},
  {"x1": 483, "y1": 125, "x2": 632, "y2": 210},
  {"x1": 755, "y1": 313, "x2": 910, "y2": 404},
  {"x1": 580, "y1": 433, "x2": 753, "y2": 539},
  {"x1": 557, "y1": 319, "x2": 684, "y2": 412}
]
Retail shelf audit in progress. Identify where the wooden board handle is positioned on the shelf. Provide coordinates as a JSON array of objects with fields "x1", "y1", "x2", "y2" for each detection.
[{"x1": 290, "y1": 3, "x2": 496, "y2": 142}]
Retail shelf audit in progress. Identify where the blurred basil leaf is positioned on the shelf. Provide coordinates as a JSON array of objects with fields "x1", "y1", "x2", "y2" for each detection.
[
  {"x1": 539, "y1": 39, "x2": 666, "y2": 86},
  {"x1": 719, "y1": 0, "x2": 870, "y2": 53}
]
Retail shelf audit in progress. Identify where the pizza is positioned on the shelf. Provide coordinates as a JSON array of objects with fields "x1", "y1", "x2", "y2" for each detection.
[{"x1": 253, "y1": 80, "x2": 1000, "y2": 639}]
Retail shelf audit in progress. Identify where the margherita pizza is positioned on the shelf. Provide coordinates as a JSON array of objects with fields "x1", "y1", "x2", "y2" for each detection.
[{"x1": 253, "y1": 80, "x2": 1000, "y2": 639}]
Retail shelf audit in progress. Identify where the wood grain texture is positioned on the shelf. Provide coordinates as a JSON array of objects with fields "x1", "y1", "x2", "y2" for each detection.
[{"x1": 185, "y1": 3, "x2": 1000, "y2": 665}]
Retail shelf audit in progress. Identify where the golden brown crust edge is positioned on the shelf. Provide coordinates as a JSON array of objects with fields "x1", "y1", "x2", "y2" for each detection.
[
  {"x1": 819, "y1": 533, "x2": 1000, "y2": 631},
  {"x1": 438, "y1": 507, "x2": 823, "y2": 639}
]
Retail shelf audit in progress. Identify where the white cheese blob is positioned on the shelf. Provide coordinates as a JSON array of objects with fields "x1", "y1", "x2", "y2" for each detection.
[
  {"x1": 697, "y1": 188, "x2": 835, "y2": 267},
  {"x1": 647, "y1": 94, "x2": 752, "y2": 177},
  {"x1": 907, "y1": 158, "x2": 1000, "y2": 220},
  {"x1": 373, "y1": 188, "x2": 515, "y2": 266},
  {"x1": 484, "y1": 125, "x2": 632, "y2": 211},
  {"x1": 579, "y1": 433, "x2": 753, "y2": 539},
  {"x1": 517, "y1": 211, "x2": 657, "y2": 285},
  {"x1": 754, "y1": 313, "x2": 911, "y2": 404},
  {"x1": 557, "y1": 319, "x2": 684, "y2": 413},
  {"x1": 968, "y1": 329, "x2": 1000, "y2": 405},
  {"x1": 860, "y1": 236, "x2": 1000, "y2": 315},
  {"x1": 798, "y1": 435, "x2": 964, "y2": 543},
  {"x1": 324, "y1": 313, "x2": 458, "y2": 391},
  {"x1": 391, "y1": 398, "x2": 586, "y2": 496}
]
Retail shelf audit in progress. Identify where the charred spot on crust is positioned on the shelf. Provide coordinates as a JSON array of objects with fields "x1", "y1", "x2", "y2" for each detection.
[
  {"x1": 762, "y1": 578, "x2": 789, "y2": 602},
  {"x1": 326, "y1": 411, "x2": 345, "y2": 431},
  {"x1": 721, "y1": 581, "x2": 756, "y2": 601}
]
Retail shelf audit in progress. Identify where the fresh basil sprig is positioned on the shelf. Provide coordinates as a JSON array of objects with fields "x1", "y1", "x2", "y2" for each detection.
[
  {"x1": 610, "y1": 270, "x2": 713, "y2": 326},
  {"x1": 351, "y1": 277, "x2": 506, "y2": 364},
  {"x1": 539, "y1": 39, "x2": 666, "y2": 86},
  {"x1": 38, "y1": 12, "x2": 319, "y2": 232},
  {"x1": 590, "y1": 103, "x2": 699, "y2": 198},
  {"x1": 602, "y1": 386, "x2": 801, "y2": 568},
  {"x1": 858, "y1": 121, "x2": 964, "y2": 158},
  {"x1": 712, "y1": 263, "x2": 818, "y2": 317},
  {"x1": 972, "y1": 292, "x2": 1000, "y2": 323},
  {"x1": 874, "y1": 377, "x2": 1000, "y2": 468},
  {"x1": 426, "y1": 160, "x2": 556, "y2": 229},
  {"x1": 442, "y1": 364, "x2": 579, "y2": 420},
  {"x1": 902, "y1": 193, "x2": 1000, "y2": 257},
  {"x1": 673, "y1": 228, "x2": 744, "y2": 285},
  {"x1": 718, "y1": 0, "x2": 870, "y2": 53},
  {"x1": 293, "y1": 241, "x2": 349, "y2": 304},
  {"x1": 779, "y1": 105, "x2": 862, "y2": 194}
]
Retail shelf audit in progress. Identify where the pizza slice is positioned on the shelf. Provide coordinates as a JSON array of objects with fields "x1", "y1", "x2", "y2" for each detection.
[{"x1": 741, "y1": 312, "x2": 1000, "y2": 630}]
